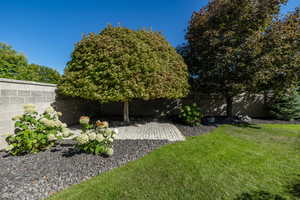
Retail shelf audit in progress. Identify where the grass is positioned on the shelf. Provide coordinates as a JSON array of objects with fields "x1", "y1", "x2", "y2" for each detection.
[{"x1": 48, "y1": 124, "x2": 300, "y2": 200}]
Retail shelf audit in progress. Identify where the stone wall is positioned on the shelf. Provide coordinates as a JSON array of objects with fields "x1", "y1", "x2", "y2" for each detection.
[
  {"x1": 0, "y1": 78, "x2": 270, "y2": 137},
  {"x1": 98, "y1": 93, "x2": 269, "y2": 119},
  {"x1": 0, "y1": 78, "x2": 56, "y2": 135}
]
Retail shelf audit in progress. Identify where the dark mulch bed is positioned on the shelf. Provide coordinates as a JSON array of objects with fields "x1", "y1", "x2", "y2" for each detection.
[
  {"x1": 0, "y1": 139, "x2": 170, "y2": 200},
  {"x1": 174, "y1": 123, "x2": 217, "y2": 137},
  {"x1": 251, "y1": 118, "x2": 300, "y2": 124}
]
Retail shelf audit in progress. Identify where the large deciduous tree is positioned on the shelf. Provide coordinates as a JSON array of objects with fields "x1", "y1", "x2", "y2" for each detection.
[
  {"x1": 256, "y1": 7, "x2": 300, "y2": 92},
  {"x1": 0, "y1": 42, "x2": 61, "y2": 84},
  {"x1": 17, "y1": 64, "x2": 61, "y2": 84},
  {"x1": 184, "y1": 0, "x2": 289, "y2": 117},
  {"x1": 59, "y1": 26, "x2": 189, "y2": 122},
  {"x1": 0, "y1": 42, "x2": 28, "y2": 78}
]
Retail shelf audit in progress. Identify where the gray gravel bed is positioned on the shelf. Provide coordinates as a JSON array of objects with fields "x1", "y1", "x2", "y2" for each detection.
[{"x1": 0, "y1": 139, "x2": 170, "y2": 200}]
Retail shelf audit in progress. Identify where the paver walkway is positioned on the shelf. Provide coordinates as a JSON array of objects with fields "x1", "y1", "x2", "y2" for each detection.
[
  {"x1": 71, "y1": 122, "x2": 186, "y2": 142},
  {"x1": 0, "y1": 122, "x2": 185, "y2": 150}
]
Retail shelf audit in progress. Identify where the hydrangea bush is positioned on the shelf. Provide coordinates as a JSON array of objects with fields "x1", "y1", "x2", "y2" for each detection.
[
  {"x1": 5, "y1": 104, "x2": 71, "y2": 155},
  {"x1": 75, "y1": 116, "x2": 117, "y2": 156}
]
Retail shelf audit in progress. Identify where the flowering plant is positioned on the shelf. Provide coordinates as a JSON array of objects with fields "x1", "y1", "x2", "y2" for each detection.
[
  {"x1": 75, "y1": 118, "x2": 117, "y2": 156},
  {"x1": 79, "y1": 116, "x2": 93, "y2": 131},
  {"x1": 5, "y1": 104, "x2": 71, "y2": 155}
]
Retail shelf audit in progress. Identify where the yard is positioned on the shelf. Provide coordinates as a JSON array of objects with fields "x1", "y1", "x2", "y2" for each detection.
[
  {"x1": 1, "y1": 1, "x2": 299, "y2": 200},
  {"x1": 48, "y1": 124, "x2": 300, "y2": 200}
]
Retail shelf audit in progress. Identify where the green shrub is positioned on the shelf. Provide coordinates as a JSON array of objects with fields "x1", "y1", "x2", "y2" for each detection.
[
  {"x1": 75, "y1": 117, "x2": 117, "y2": 156},
  {"x1": 269, "y1": 88, "x2": 300, "y2": 121},
  {"x1": 5, "y1": 104, "x2": 71, "y2": 155},
  {"x1": 179, "y1": 103, "x2": 202, "y2": 126}
]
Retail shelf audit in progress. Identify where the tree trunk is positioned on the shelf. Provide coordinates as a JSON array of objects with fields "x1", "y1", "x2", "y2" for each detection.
[
  {"x1": 226, "y1": 96, "x2": 233, "y2": 118},
  {"x1": 123, "y1": 101, "x2": 129, "y2": 122}
]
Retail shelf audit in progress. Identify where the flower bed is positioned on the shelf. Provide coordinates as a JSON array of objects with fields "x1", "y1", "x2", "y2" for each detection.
[
  {"x1": 5, "y1": 104, "x2": 71, "y2": 155},
  {"x1": 74, "y1": 116, "x2": 117, "y2": 156}
]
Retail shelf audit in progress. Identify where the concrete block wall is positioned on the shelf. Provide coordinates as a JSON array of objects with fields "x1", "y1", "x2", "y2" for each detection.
[
  {"x1": 0, "y1": 78, "x2": 56, "y2": 135},
  {"x1": 0, "y1": 78, "x2": 270, "y2": 138}
]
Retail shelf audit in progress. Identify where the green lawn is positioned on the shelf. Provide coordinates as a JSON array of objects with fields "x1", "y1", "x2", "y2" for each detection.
[{"x1": 48, "y1": 124, "x2": 300, "y2": 200}]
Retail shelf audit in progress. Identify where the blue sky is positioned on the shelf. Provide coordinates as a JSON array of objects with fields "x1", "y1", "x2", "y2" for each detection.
[{"x1": 0, "y1": 0, "x2": 299, "y2": 74}]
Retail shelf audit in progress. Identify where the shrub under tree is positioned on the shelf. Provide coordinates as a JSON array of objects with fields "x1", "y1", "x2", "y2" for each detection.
[{"x1": 59, "y1": 25, "x2": 189, "y2": 122}]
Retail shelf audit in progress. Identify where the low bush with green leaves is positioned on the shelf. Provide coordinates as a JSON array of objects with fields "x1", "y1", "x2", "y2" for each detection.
[
  {"x1": 75, "y1": 117, "x2": 117, "y2": 156},
  {"x1": 179, "y1": 103, "x2": 203, "y2": 126},
  {"x1": 5, "y1": 104, "x2": 71, "y2": 155}
]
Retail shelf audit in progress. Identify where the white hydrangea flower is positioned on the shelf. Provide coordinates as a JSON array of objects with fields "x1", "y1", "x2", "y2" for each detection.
[
  {"x1": 106, "y1": 148, "x2": 114, "y2": 156},
  {"x1": 54, "y1": 120, "x2": 63, "y2": 128},
  {"x1": 103, "y1": 129, "x2": 113, "y2": 137},
  {"x1": 40, "y1": 118, "x2": 56, "y2": 128},
  {"x1": 76, "y1": 134, "x2": 89, "y2": 144},
  {"x1": 45, "y1": 106, "x2": 55, "y2": 114},
  {"x1": 5, "y1": 144, "x2": 14, "y2": 151},
  {"x1": 47, "y1": 134, "x2": 57, "y2": 141},
  {"x1": 87, "y1": 131, "x2": 97, "y2": 140},
  {"x1": 57, "y1": 112, "x2": 63, "y2": 117},
  {"x1": 56, "y1": 132, "x2": 63, "y2": 137},
  {"x1": 62, "y1": 128, "x2": 70, "y2": 137},
  {"x1": 95, "y1": 134, "x2": 104, "y2": 142},
  {"x1": 108, "y1": 138, "x2": 114, "y2": 143},
  {"x1": 61, "y1": 123, "x2": 67, "y2": 128},
  {"x1": 40, "y1": 118, "x2": 49, "y2": 124},
  {"x1": 23, "y1": 104, "x2": 36, "y2": 113}
]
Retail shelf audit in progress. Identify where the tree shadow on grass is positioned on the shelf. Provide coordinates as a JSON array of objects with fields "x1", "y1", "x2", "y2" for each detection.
[
  {"x1": 287, "y1": 177, "x2": 300, "y2": 198},
  {"x1": 232, "y1": 123, "x2": 262, "y2": 129},
  {"x1": 200, "y1": 116, "x2": 262, "y2": 129},
  {"x1": 234, "y1": 191, "x2": 286, "y2": 200}
]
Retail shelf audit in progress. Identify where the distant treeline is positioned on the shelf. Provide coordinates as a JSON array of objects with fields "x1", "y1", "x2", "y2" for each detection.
[{"x1": 0, "y1": 42, "x2": 60, "y2": 84}]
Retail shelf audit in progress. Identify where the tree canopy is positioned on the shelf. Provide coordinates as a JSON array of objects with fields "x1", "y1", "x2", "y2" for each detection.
[
  {"x1": 182, "y1": 0, "x2": 298, "y2": 117},
  {"x1": 256, "y1": 8, "x2": 300, "y2": 92},
  {"x1": 0, "y1": 42, "x2": 28, "y2": 79},
  {"x1": 17, "y1": 64, "x2": 61, "y2": 84},
  {"x1": 59, "y1": 26, "x2": 189, "y2": 121},
  {"x1": 0, "y1": 42, "x2": 61, "y2": 84}
]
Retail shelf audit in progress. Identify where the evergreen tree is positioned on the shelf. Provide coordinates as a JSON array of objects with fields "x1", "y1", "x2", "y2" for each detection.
[{"x1": 269, "y1": 88, "x2": 300, "y2": 121}]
